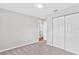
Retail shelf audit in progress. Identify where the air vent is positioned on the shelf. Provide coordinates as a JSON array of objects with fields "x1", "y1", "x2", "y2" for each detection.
[{"x1": 53, "y1": 9, "x2": 58, "y2": 12}]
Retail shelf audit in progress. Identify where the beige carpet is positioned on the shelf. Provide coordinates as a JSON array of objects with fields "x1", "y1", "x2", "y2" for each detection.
[{"x1": 0, "y1": 41, "x2": 76, "y2": 55}]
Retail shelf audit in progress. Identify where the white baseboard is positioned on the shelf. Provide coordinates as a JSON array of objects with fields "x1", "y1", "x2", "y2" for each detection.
[
  {"x1": 0, "y1": 41, "x2": 37, "y2": 53},
  {"x1": 52, "y1": 46, "x2": 77, "y2": 55},
  {"x1": 47, "y1": 43, "x2": 53, "y2": 46}
]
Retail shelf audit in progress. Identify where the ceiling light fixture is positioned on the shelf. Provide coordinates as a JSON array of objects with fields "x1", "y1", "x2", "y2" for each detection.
[{"x1": 36, "y1": 4, "x2": 43, "y2": 8}]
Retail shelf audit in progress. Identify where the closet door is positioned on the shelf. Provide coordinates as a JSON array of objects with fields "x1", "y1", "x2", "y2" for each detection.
[
  {"x1": 65, "y1": 13, "x2": 79, "y2": 54},
  {"x1": 53, "y1": 17, "x2": 64, "y2": 49}
]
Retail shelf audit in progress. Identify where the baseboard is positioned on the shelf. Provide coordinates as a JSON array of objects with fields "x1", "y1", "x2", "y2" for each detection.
[
  {"x1": 47, "y1": 43, "x2": 53, "y2": 46},
  {"x1": 52, "y1": 46, "x2": 77, "y2": 55},
  {"x1": 0, "y1": 41, "x2": 37, "y2": 53},
  {"x1": 65, "y1": 49, "x2": 78, "y2": 55}
]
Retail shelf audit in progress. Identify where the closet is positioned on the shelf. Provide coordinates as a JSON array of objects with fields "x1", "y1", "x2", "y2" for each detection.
[{"x1": 47, "y1": 5, "x2": 79, "y2": 54}]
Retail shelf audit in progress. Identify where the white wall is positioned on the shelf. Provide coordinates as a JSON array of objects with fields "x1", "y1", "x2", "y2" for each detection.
[
  {"x1": 47, "y1": 16, "x2": 53, "y2": 46},
  {"x1": 53, "y1": 17, "x2": 64, "y2": 49},
  {"x1": 0, "y1": 8, "x2": 40, "y2": 51}
]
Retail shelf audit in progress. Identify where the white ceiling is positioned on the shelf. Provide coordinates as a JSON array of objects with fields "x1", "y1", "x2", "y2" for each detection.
[{"x1": 0, "y1": 3, "x2": 78, "y2": 19}]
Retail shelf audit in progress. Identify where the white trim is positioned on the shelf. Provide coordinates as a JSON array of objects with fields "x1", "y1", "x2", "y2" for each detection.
[{"x1": 0, "y1": 41, "x2": 37, "y2": 53}]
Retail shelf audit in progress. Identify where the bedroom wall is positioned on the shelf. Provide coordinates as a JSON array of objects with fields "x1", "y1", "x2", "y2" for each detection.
[
  {"x1": 47, "y1": 16, "x2": 53, "y2": 46},
  {"x1": 0, "y1": 8, "x2": 40, "y2": 51}
]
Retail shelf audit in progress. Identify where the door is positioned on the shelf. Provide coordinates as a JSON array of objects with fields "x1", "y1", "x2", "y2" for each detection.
[{"x1": 53, "y1": 17, "x2": 65, "y2": 49}]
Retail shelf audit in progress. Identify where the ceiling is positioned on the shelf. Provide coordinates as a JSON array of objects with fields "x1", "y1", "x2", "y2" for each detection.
[{"x1": 0, "y1": 3, "x2": 78, "y2": 19}]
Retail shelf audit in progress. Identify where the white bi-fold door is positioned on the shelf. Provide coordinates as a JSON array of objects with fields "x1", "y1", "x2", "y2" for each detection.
[
  {"x1": 53, "y1": 17, "x2": 65, "y2": 49},
  {"x1": 65, "y1": 13, "x2": 79, "y2": 54}
]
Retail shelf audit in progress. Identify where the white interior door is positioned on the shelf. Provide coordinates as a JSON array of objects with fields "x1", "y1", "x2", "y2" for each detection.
[
  {"x1": 43, "y1": 21, "x2": 47, "y2": 40},
  {"x1": 65, "y1": 13, "x2": 79, "y2": 54},
  {"x1": 53, "y1": 17, "x2": 64, "y2": 49}
]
